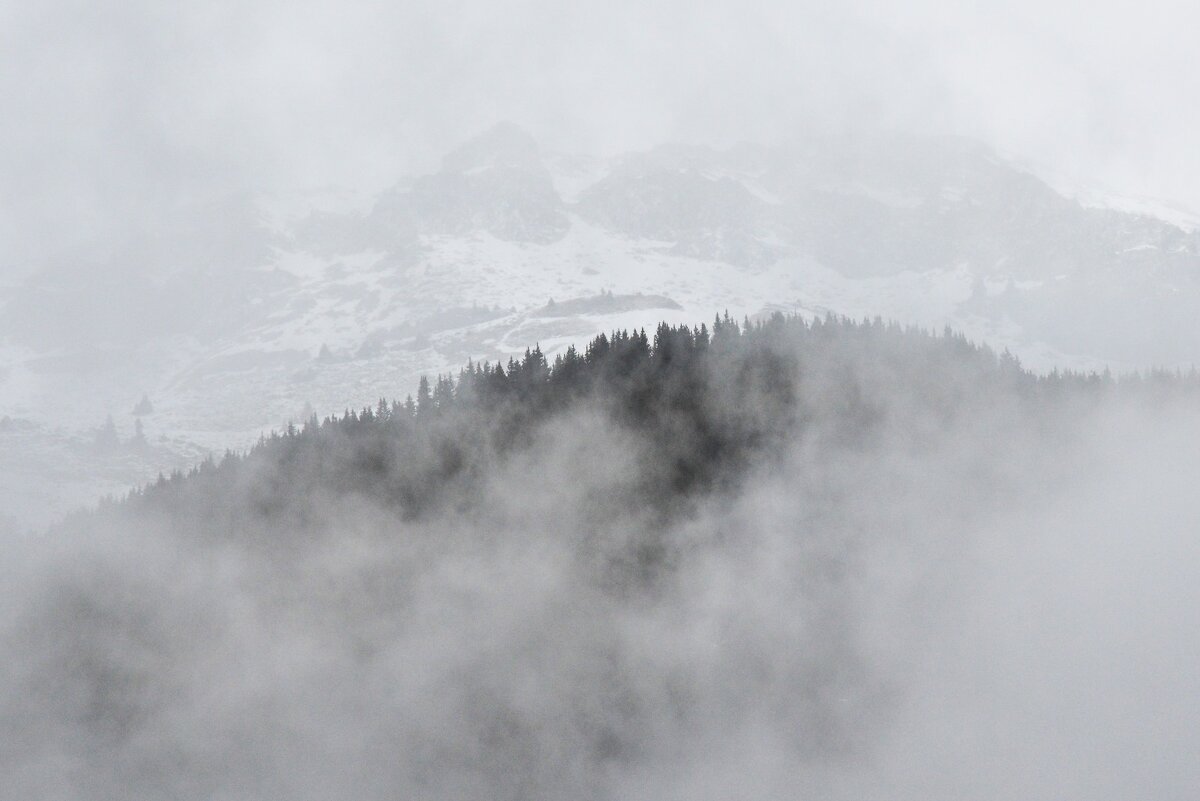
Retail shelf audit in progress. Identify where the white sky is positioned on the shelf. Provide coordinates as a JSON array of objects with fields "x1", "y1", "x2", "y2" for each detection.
[{"x1": 1, "y1": 0, "x2": 1197, "y2": 274}]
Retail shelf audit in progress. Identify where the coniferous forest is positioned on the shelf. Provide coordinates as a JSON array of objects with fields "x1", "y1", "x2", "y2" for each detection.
[
  {"x1": 7, "y1": 313, "x2": 1200, "y2": 799},
  {"x1": 99, "y1": 313, "x2": 1183, "y2": 536}
]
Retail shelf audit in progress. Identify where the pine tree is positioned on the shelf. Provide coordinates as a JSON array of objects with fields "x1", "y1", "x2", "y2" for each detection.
[
  {"x1": 416, "y1": 376, "x2": 433, "y2": 416},
  {"x1": 132, "y1": 418, "x2": 147, "y2": 449},
  {"x1": 95, "y1": 415, "x2": 119, "y2": 451},
  {"x1": 132, "y1": 394, "x2": 154, "y2": 416},
  {"x1": 433, "y1": 375, "x2": 455, "y2": 412}
]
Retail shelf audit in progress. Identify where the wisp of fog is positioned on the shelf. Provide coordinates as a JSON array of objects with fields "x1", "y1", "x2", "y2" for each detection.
[{"x1": 1, "y1": 318, "x2": 1197, "y2": 800}]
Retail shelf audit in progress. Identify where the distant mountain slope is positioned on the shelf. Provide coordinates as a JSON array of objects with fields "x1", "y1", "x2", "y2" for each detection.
[{"x1": 2, "y1": 124, "x2": 1199, "y2": 525}]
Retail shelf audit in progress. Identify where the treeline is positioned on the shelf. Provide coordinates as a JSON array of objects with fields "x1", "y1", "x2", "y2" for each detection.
[{"x1": 89, "y1": 312, "x2": 1199, "y2": 541}]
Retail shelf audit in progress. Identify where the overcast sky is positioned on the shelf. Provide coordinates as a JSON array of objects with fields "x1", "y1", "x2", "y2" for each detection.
[{"x1": 2, "y1": 0, "x2": 1197, "y2": 275}]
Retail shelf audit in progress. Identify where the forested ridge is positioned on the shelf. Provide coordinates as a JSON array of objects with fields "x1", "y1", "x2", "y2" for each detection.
[
  {"x1": 14, "y1": 312, "x2": 1200, "y2": 800},
  {"x1": 89, "y1": 312, "x2": 1191, "y2": 543}
]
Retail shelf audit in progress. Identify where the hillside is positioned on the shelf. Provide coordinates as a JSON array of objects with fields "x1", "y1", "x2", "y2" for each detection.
[
  {"x1": 6, "y1": 314, "x2": 1198, "y2": 798},
  {"x1": 3, "y1": 126, "x2": 1200, "y2": 525}
]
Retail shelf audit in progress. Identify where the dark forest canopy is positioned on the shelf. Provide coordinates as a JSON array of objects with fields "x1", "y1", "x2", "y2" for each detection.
[{"x1": 88, "y1": 311, "x2": 1197, "y2": 542}]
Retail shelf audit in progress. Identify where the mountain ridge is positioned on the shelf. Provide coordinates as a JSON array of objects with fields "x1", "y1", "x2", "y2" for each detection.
[{"x1": 2, "y1": 124, "x2": 1199, "y2": 526}]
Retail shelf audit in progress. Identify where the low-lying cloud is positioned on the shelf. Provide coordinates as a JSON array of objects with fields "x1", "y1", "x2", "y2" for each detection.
[{"x1": 2, "y1": 327, "x2": 1197, "y2": 799}]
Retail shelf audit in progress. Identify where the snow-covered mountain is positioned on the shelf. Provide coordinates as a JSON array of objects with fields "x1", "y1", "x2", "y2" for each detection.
[{"x1": 3, "y1": 123, "x2": 1199, "y2": 526}]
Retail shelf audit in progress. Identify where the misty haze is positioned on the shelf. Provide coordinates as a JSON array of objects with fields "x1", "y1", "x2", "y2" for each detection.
[{"x1": 2, "y1": 1, "x2": 1199, "y2": 799}]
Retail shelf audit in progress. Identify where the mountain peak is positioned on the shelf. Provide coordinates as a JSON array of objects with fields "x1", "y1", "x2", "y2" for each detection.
[{"x1": 440, "y1": 122, "x2": 543, "y2": 174}]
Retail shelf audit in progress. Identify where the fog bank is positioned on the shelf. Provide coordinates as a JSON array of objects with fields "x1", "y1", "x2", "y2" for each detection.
[{"x1": 2, "y1": 326, "x2": 1196, "y2": 799}]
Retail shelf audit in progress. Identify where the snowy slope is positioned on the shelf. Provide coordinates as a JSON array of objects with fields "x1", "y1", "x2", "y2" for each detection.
[{"x1": 2, "y1": 124, "x2": 1199, "y2": 527}]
